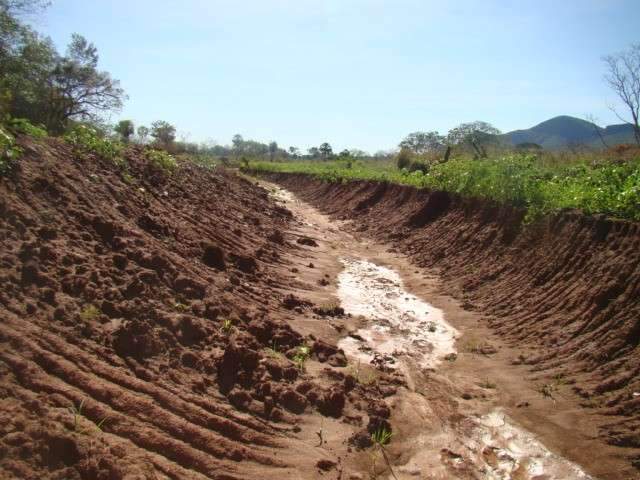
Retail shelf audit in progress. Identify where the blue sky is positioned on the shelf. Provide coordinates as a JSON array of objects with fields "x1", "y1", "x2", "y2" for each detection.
[{"x1": 36, "y1": 0, "x2": 640, "y2": 153}]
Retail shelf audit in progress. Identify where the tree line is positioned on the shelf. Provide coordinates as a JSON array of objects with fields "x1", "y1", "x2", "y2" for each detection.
[{"x1": 2, "y1": 0, "x2": 638, "y2": 163}]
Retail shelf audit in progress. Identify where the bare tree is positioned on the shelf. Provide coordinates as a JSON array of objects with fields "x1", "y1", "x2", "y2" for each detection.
[
  {"x1": 585, "y1": 114, "x2": 609, "y2": 149},
  {"x1": 603, "y1": 43, "x2": 640, "y2": 145}
]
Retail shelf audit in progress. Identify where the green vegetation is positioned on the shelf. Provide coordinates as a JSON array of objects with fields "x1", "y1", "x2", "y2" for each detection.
[
  {"x1": 220, "y1": 318, "x2": 234, "y2": 335},
  {"x1": 0, "y1": 125, "x2": 21, "y2": 175},
  {"x1": 293, "y1": 344, "x2": 311, "y2": 370},
  {"x1": 370, "y1": 426, "x2": 397, "y2": 480},
  {"x1": 65, "y1": 125, "x2": 125, "y2": 166},
  {"x1": 1, "y1": 1, "x2": 125, "y2": 135},
  {"x1": 79, "y1": 304, "x2": 100, "y2": 322},
  {"x1": 245, "y1": 153, "x2": 640, "y2": 221},
  {"x1": 7, "y1": 117, "x2": 47, "y2": 137},
  {"x1": 68, "y1": 399, "x2": 108, "y2": 435},
  {"x1": 145, "y1": 148, "x2": 178, "y2": 173}
]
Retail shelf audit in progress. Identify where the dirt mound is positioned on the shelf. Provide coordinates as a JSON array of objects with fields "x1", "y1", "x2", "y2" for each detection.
[
  {"x1": 266, "y1": 172, "x2": 640, "y2": 468},
  {"x1": 0, "y1": 139, "x2": 383, "y2": 479}
]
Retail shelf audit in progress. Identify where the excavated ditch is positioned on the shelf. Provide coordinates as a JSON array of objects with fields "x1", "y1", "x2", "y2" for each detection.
[{"x1": 260, "y1": 173, "x2": 640, "y2": 479}]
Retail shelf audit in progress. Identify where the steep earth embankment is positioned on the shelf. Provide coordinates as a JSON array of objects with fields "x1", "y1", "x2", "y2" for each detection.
[
  {"x1": 0, "y1": 139, "x2": 390, "y2": 480},
  {"x1": 265, "y1": 172, "x2": 640, "y2": 466}
]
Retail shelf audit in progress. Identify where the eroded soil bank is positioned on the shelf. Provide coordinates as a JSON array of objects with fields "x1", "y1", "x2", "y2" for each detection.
[
  {"x1": 260, "y1": 172, "x2": 640, "y2": 479},
  {"x1": 1, "y1": 138, "x2": 637, "y2": 479}
]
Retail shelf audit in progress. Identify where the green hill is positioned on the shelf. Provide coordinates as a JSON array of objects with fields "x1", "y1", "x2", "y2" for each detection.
[{"x1": 502, "y1": 115, "x2": 636, "y2": 149}]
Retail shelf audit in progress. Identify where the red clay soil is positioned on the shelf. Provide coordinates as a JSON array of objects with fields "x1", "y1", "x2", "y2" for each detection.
[
  {"x1": 266, "y1": 172, "x2": 640, "y2": 471},
  {"x1": 0, "y1": 139, "x2": 388, "y2": 479}
]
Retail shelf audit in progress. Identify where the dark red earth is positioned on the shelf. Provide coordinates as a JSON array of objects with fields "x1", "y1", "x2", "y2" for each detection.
[{"x1": 0, "y1": 139, "x2": 391, "y2": 479}]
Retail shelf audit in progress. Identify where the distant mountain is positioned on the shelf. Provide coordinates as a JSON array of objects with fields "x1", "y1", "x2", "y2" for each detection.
[{"x1": 501, "y1": 115, "x2": 637, "y2": 149}]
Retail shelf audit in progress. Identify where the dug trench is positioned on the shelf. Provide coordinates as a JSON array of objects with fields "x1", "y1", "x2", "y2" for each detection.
[
  {"x1": 0, "y1": 136, "x2": 637, "y2": 480},
  {"x1": 255, "y1": 172, "x2": 640, "y2": 480}
]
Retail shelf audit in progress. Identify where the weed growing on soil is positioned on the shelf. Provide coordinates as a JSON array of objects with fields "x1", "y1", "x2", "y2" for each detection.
[
  {"x1": 348, "y1": 361, "x2": 378, "y2": 385},
  {"x1": 7, "y1": 117, "x2": 47, "y2": 138},
  {"x1": 538, "y1": 382, "x2": 559, "y2": 403},
  {"x1": 121, "y1": 171, "x2": 134, "y2": 184},
  {"x1": 220, "y1": 318, "x2": 234, "y2": 335},
  {"x1": 293, "y1": 345, "x2": 311, "y2": 371},
  {"x1": 146, "y1": 148, "x2": 177, "y2": 173},
  {"x1": 65, "y1": 125, "x2": 125, "y2": 167},
  {"x1": 79, "y1": 304, "x2": 100, "y2": 322},
  {"x1": 68, "y1": 400, "x2": 108, "y2": 435},
  {"x1": 265, "y1": 341, "x2": 283, "y2": 359},
  {"x1": 173, "y1": 301, "x2": 189, "y2": 312},
  {"x1": 370, "y1": 426, "x2": 397, "y2": 480},
  {"x1": 478, "y1": 377, "x2": 497, "y2": 389},
  {"x1": 0, "y1": 126, "x2": 22, "y2": 176}
]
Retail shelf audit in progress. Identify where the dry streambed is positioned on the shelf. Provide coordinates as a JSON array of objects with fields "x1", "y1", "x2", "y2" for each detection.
[{"x1": 270, "y1": 183, "x2": 597, "y2": 480}]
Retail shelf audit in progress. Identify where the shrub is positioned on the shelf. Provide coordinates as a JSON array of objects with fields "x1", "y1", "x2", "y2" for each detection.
[
  {"x1": 0, "y1": 126, "x2": 22, "y2": 176},
  {"x1": 145, "y1": 148, "x2": 178, "y2": 173},
  {"x1": 7, "y1": 118, "x2": 48, "y2": 138},
  {"x1": 396, "y1": 148, "x2": 412, "y2": 170},
  {"x1": 65, "y1": 125, "x2": 125, "y2": 166},
  {"x1": 407, "y1": 160, "x2": 429, "y2": 174}
]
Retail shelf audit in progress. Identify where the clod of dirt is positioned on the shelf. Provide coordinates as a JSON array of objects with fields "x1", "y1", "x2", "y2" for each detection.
[
  {"x1": 267, "y1": 230, "x2": 285, "y2": 244},
  {"x1": 316, "y1": 459, "x2": 337, "y2": 471},
  {"x1": 173, "y1": 275, "x2": 206, "y2": 299},
  {"x1": 278, "y1": 387, "x2": 308, "y2": 413},
  {"x1": 317, "y1": 386, "x2": 346, "y2": 417},
  {"x1": 230, "y1": 253, "x2": 258, "y2": 274},
  {"x1": 282, "y1": 294, "x2": 312, "y2": 310},
  {"x1": 313, "y1": 304, "x2": 345, "y2": 317},
  {"x1": 296, "y1": 236, "x2": 318, "y2": 247},
  {"x1": 202, "y1": 243, "x2": 226, "y2": 270},
  {"x1": 348, "y1": 430, "x2": 373, "y2": 449},
  {"x1": 312, "y1": 340, "x2": 348, "y2": 367},
  {"x1": 112, "y1": 319, "x2": 165, "y2": 359}
]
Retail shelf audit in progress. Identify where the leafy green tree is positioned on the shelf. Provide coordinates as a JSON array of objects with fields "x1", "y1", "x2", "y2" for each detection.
[
  {"x1": 46, "y1": 34, "x2": 125, "y2": 134},
  {"x1": 319, "y1": 142, "x2": 333, "y2": 160},
  {"x1": 446, "y1": 121, "x2": 501, "y2": 158},
  {"x1": 114, "y1": 119, "x2": 134, "y2": 143},
  {"x1": 231, "y1": 133, "x2": 243, "y2": 157},
  {"x1": 268, "y1": 141, "x2": 278, "y2": 161},
  {"x1": 288, "y1": 146, "x2": 299, "y2": 158},
  {"x1": 399, "y1": 131, "x2": 444, "y2": 154},
  {"x1": 136, "y1": 125, "x2": 149, "y2": 143},
  {"x1": 150, "y1": 120, "x2": 176, "y2": 146},
  {"x1": 308, "y1": 146, "x2": 320, "y2": 158},
  {"x1": 1, "y1": 4, "x2": 125, "y2": 133}
]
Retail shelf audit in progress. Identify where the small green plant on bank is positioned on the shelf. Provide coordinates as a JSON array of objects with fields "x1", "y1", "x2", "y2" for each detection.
[
  {"x1": 121, "y1": 171, "x2": 134, "y2": 184},
  {"x1": 146, "y1": 148, "x2": 177, "y2": 173},
  {"x1": 65, "y1": 125, "x2": 125, "y2": 167},
  {"x1": 293, "y1": 345, "x2": 311, "y2": 370},
  {"x1": 0, "y1": 126, "x2": 22, "y2": 176},
  {"x1": 478, "y1": 377, "x2": 497, "y2": 389},
  {"x1": 68, "y1": 399, "x2": 108, "y2": 435},
  {"x1": 264, "y1": 340, "x2": 283, "y2": 359},
  {"x1": 173, "y1": 301, "x2": 189, "y2": 312},
  {"x1": 538, "y1": 382, "x2": 558, "y2": 403},
  {"x1": 7, "y1": 117, "x2": 47, "y2": 138},
  {"x1": 370, "y1": 426, "x2": 397, "y2": 480},
  {"x1": 79, "y1": 304, "x2": 100, "y2": 322},
  {"x1": 348, "y1": 360, "x2": 377, "y2": 385},
  {"x1": 220, "y1": 318, "x2": 234, "y2": 335}
]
